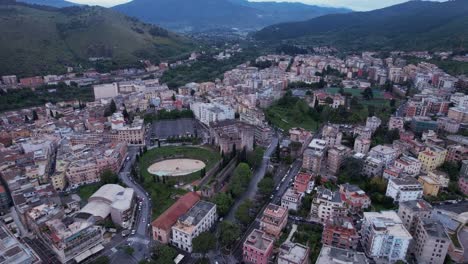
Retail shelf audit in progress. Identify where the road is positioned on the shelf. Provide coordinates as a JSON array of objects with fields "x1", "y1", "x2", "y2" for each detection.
[{"x1": 225, "y1": 134, "x2": 279, "y2": 222}]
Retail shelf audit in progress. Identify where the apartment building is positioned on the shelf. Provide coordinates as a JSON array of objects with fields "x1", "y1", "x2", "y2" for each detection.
[
  {"x1": 171, "y1": 200, "x2": 217, "y2": 252},
  {"x1": 302, "y1": 149, "x2": 324, "y2": 173},
  {"x1": 353, "y1": 126, "x2": 372, "y2": 140},
  {"x1": 322, "y1": 124, "x2": 342, "y2": 147},
  {"x1": 398, "y1": 199, "x2": 432, "y2": 234},
  {"x1": 260, "y1": 203, "x2": 288, "y2": 238},
  {"x1": 447, "y1": 106, "x2": 468, "y2": 123},
  {"x1": 339, "y1": 183, "x2": 371, "y2": 213},
  {"x1": 281, "y1": 188, "x2": 302, "y2": 211},
  {"x1": 322, "y1": 217, "x2": 359, "y2": 250},
  {"x1": 190, "y1": 102, "x2": 235, "y2": 125},
  {"x1": 354, "y1": 136, "x2": 371, "y2": 155},
  {"x1": 388, "y1": 116, "x2": 405, "y2": 131},
  {"x1": 316, "y1": 245, "x2": 369, "y2": 264},
  {"x1": 278, "y1": 242, "x2": 310, "y2": 264},
  {"x1": 366, "y1": 116, "x2": 382, "y2": 132},
  {"x1": 293, "y1": 172, "x2": 314, "y2": 194},
  {"x1": 394, "y1": 155, "x2": 422, "y2": 176},
  {"x1": 243, "y1": 229, "x2": 274, "y2": 264},
  {"x1": 362, "y1": 156, "x2": 384, "y2": 177},
  {"x1": 418, "y1": 145, "x2": 447, "y2": 172},
  {"x1": 310, "y1": 187, "x2": 347, "y2": 223},
  {"x1": 446, "y1": 145, "x2": 468, "y2": 163},
  {"x1": 0, "y1": 185, "x2": 10, "y2": 214},
  {"x1": 361, "y1": 211, "x2": 412, "y2": 262},
  {"x1": 412, "y1": 218, "x2": 450, "y2": 264},
  {"x1": 327, "y1": 145, "x2": 352, "y2": 174},
  {"x1": 111, "y1": 114, "x2": 146, "y2": 145},
  {"x1": 369, "y1": 145, "x2": 399, "y2": 167},
  {"x1": 42, "y1": 217, "x2": 104, "y2": 263},
  {"x1": 386, "y1": 177, "x2": 423, "y2": 202}
]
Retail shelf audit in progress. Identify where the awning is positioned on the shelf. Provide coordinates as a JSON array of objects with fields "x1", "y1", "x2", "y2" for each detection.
[{"x1": 74, "y1": 244, "x2": 104, "y2": 263}]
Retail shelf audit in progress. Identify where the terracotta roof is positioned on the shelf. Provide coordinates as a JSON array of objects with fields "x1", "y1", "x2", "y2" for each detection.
[{"x1": 151, "y1": 192, "x2": 200, "y2": 230}]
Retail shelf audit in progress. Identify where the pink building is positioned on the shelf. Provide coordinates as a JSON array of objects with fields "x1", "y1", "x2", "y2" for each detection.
[
  {"x1": 260, "y1": 204, "x2": 288, "y2": 238},
  {"x1": 339, "y1": 183, "x2": 371, "y2": 213},
  {"x1": 459, "y1": 176, "x2": 468, "y2": 195},
  {"x1": 243, "y1": 229, "x2": 274, "y2": 264},
  {"x1": 293, "y1": 172, "x2": 313, "y2": 194}
]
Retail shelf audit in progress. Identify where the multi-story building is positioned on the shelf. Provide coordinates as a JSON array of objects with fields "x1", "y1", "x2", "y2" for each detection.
[
  {"x1": 354, "y1": 136, "x2": 371, "y2": 154},
  {"x1": 293, "y1": 172, "x2": 314, "y2": 194},
  {"x1": 327, "y1": 145, "x2": 352, "y2": 174},
  {"x1": 388, "y1": 116, "x2": 405, "y2": 131},
  {"x1": 412, "y1": 218, "x2": 450, "y2": 264},
  {"x1": 278, "y1": 242, "x2": 309, "y2": 264},
  {"x1": 281, "y1": 188, "x2": 302, "y2": 211},
  {"x1": 259, "y1": 203, "x2": 288, "y2": 238},
  {"x1": 111, "y1": 114, "x2": 146, "y2": 145},
  {"x1": 322, "y1": 124, "x2": 342, "y2": 147},
  {"x1": 369, "y1": 145, "x2": 399, "y2": 167},
  {"x1": 437, "y1": 117, "x2": 460, "y2": 134},
  {"x1": 210, "y1": 120, "x2": 255, "y2": 154},
  {"x1": 190, "y1": 102, "x2": 235, "y2": 125},
  {"x1": 398, "y1": 199, "x2": 432, "y2": 234},
  {"x1": 411, "y1": 116, "x2": 438, "y2": 133},
  {"x1": 152, "y1": 192, "x2": 200, "y2": 244},
  {"x1": 339, "y1": 183, "x2": 371, "y2": 213},
  {"x1": 93, "y1": 83, "x2": 119, "y2": 99},
  {"x1": 418, "y1": 175, "x2": 443, "y2": 196},
  {"x1": 322, "y1": 217, "x2": 359, "y2": 250},
  {"x1": 310, "y1": 187, "x2": 347, "y2": 223},
  {"x1": 316, "y1": 245, "x2": 369, "y2": 264},
  {"x1": 0, "y1": 184, "x2": 10, "y2": 214},
  {"x1": 447, "y1": 106, "x2": 468, "y2": 123},
  {"x1": 0, "y1": 223, "x2": 41, "y2": 264},
  {"x1": 446, "y1": 145, "x2": 468, "y2": 163},
  {"x1": 243, "y1": 229, "x2": 274, "y2": 264},
  {"x1": 418, "y1": 145, "x2": 447, "y2": 172},
  {"x1": 394, "y1": 155, "x2": 422, "y2": 176},
  {"x1": 366, "y1": 116, "x2": 382, "y2": 132},
  {"x1": 353, "y1": 126, "x2": 372, "y2": 140},
  {"x1": 361, "y1": 211, "x2": 412, "y2": 263},
  {"x1": 302, "y1": 149, "x2": 324, "y2": 173},
  {"x1": 362, "y1": 156, "x2": 384, "y2": 177},
  {"x1": 386, "y1": 177, "x2": 423, "y2": 202},
  {"x1": 42, "y1": 217, "x2": 104, "y2": 263},
  {"x1": 171, "y1": 200, "x2": 217, "y2": 252}
]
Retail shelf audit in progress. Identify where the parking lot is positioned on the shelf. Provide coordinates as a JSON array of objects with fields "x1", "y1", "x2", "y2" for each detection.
[{"x1": 151, "y1": 118, "x2": 205, "y2": 139}]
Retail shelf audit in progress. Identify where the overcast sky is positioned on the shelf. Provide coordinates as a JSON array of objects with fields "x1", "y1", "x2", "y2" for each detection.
[{"x1": 68, "y1": 0, "x2": 445, "y2": 11}]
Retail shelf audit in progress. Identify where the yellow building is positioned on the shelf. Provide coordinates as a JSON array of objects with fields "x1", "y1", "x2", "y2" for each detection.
[
  {"x1": 50, "y1": 173, "x2": 67, "y2": 191},
  {"x1": 418, "y1": 146, "x2": 447, "y2": 172},
  {"x1": 418, "y1": 175, "x2": 442, "y2": 196}
]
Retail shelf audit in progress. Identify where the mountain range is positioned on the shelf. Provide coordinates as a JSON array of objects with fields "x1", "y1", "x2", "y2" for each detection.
[
  {"x1": 0, "y1": 2, "x2": 192, "y2": 76},
  {"x1": 17, "y1": 0, "x2": 77, "y2": 7},
  {"x1": 113, "y1": 0, "x2": 351, "y2": 32},
  {"x1": 254, "y1": 0, "x2": 468, "y2": 51}
]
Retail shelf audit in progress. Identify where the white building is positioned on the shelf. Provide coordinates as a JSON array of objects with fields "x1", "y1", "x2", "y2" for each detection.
[
  {"x1": 394, "y1": 156, "x2": 422, "y2": 176},
  {"x1": 369, "y1": 145, "x2": 399, "y2": 167},
  {"x1": 93, "y1": 83, "x2": 119, "y2": 99},
  {"x1": 386, "y1": 177, "x2": 423, "y2": 202},
  {"x1": 310, "y1": 187, "x2": 346, "y2": 223},
  {"x1": 366, "y1": 116, "x2": 382, "y2": 132},
  {"x1": 171, "y1": 201, "x2": 217, "y2": 252},
  {"x1": 281, "y1": 188, "x2": 302, "y2": 211},
  {"x1": 190, "y1": 102, "x2": 235, "y2": 126},
  {"x1": 361, "y1": 211, "x2": 412, "y2": 263},
  {"x1": 354, "y1": 136, "x2": 371, "y2": 155}
]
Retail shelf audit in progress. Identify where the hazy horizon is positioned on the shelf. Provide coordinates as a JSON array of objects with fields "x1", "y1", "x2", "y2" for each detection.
[{"x1": 67, "y1": 0, "x2": 446, "y2": 10}]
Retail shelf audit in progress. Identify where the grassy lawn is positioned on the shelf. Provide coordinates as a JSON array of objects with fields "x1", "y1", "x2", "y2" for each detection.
[
  {"x1": 325, "y1": 87, "x2": 385, "y2": 99},
  {"x1": 265, "y1": 104, "x2": 319, "y2": 132},
  {"x1": 77, "y1": 183, "x2": 101, "y2": 202},
  {"x1": 139, "y1": 146, "x2": 221, "y2": 219}
]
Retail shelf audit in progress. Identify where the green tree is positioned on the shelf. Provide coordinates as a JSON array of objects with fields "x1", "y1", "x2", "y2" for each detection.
[
  {"x1": 101, "y1": 169, "x2": 118, "y2": 184},
  {"x1": 219, "y1": 221, "x2": 240, "y2": 247},
  {"x1": 246, "y1": 147, "x2": 265, "y2": 169},
  {"x1": 110, "y1": 99, "x2": 117, "y2": 113},
  {"x1": 229, "y1": 163, "x2": 252, "y2": 198},
  {"x1": 339, "y1": 157, "x2": 364, "y2": 183},
  {"x1": 152, "y1": 245, "x2": 177, "y2": 263},
  {"x1": 362, "y1": 88, "x2": 374, "y2": 100},
  {"x1": 123, "y1": 108, "x2": 129, "y2": 120},
  {"x1": 258, "y1": 177, "x2": 274, "y2": 196},
  {"x1": 24, "y1": 114, "x2": 29, "y2": 123},
  {"x1": 192, "y1": 232, "x2": 216, "y2": 253},
  {"x1": 324, "y1": 97, "x2": 334, "y2": 105},
  {"x1": 123, "y1": 246, "x2": 134, "y2": 255},
  {"x1": 212, "y1": 192, "x2": 234, "y2": 217},
  {"x1": 236, "y1": 200, "x2": 253, "y2": 225}
]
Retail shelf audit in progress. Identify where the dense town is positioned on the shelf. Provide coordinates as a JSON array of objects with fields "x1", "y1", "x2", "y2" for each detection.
[{"x1": 0, "y1": 49, "x2": 467, "y2": 264}]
